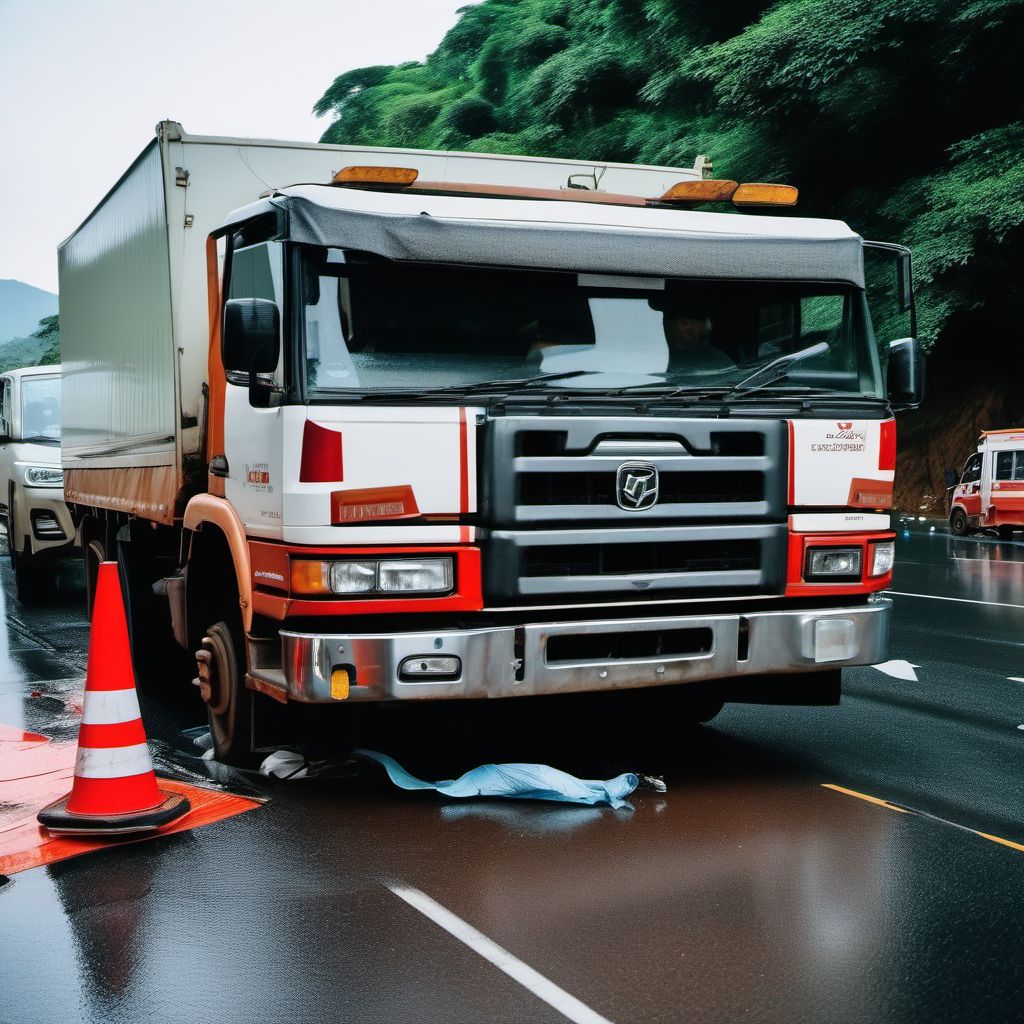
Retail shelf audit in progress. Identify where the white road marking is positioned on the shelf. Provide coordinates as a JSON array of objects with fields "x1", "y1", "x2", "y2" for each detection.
[
  {"x1": 1009, "y1": 678, "x2": 1024, "y2": 684},
  {"x1": 389, "y1": 885, "x2": 614, "y2": 1024},
  {"x1": 1016, "y1": 724, "x2": 1024, "y2": 731},
  {"x1": 871, "y1": 660, "x2": 920, "y2": 681},
  {"x1": 886, "y1": 590, "x2": 1024, "y2": 611}
]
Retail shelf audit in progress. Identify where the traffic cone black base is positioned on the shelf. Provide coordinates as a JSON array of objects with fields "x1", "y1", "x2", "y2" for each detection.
[{"x1": 38, "y1": 790, "x2": 190, "y2": 837}]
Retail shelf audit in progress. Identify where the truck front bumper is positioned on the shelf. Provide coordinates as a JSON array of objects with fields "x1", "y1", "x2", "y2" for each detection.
[{"x1": 250, "y1": 599, "x2": 891, "y2": 703}]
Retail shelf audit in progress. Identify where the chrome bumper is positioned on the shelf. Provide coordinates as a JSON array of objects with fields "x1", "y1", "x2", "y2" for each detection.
[{"x1": 249, "y1": 600, "x2": 891, "y2": 704}]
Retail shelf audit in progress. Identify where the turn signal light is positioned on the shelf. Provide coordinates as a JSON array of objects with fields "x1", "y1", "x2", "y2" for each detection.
[
  {"x1": 332, "y1": 165, "x2": 419, "y2": 187},
  {"x1": 732, "y1": 183, "x2": 799, "y2": 207},
  {"x1": 870, "y1": 540, "x2": 895, "y2": 577},
  {"x1": 659, "y1": 179, "x2": 739, "y2": 202}
]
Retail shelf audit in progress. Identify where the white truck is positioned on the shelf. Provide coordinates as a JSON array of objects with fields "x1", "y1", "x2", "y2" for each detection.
[{"x1": 59, "y1": 121, "x2": 922, "y2": 763}]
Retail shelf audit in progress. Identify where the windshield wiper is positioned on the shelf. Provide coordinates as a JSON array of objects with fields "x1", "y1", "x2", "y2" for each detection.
[
  {"x1": 21, "y1": 434, "x2": 60, "y2": 445},
  {"x1": 718, "y1": 342, "x2": 830, "y2": 401},
  {"x1": 345, "y1": 369, "x2": 595, "y2": 400}
]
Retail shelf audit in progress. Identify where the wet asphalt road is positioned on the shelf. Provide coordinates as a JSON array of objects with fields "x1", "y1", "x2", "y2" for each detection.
[{"x1": 1, "y1": 526, "x2": 1022, "y2": 1024}]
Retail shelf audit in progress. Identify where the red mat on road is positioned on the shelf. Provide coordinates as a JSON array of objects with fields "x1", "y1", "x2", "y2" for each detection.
[{"x1": 0, "y1": 723, "x2": 262, "y2": 876}]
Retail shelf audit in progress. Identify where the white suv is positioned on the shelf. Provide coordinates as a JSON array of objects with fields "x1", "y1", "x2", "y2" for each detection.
[{"x1": 0, "y1": 366, "x2": 74, "y2": 601}]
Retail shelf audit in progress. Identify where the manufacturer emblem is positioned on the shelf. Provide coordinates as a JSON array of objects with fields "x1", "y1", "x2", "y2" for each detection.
[
  {"x1": 837, "y1": 421, "x2": 853, "y2": 431},
  {"x1": 616, "y1": 461, "x2": 659, "y2": 510}
]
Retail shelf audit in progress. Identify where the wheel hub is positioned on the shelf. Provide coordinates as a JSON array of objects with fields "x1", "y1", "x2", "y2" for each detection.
[{"x1": 194, "y1": 625, "x2": 233, "y2": 716}]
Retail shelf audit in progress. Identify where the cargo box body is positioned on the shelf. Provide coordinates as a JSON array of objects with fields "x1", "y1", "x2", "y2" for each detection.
[{"x1": 58, "y1": 122, "x2": 700, "y2": 522}]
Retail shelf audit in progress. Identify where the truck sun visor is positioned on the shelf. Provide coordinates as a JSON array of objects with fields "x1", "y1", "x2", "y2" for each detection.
[{"x1": 270, "y1": 195, "x2": 866, "y2": 287}]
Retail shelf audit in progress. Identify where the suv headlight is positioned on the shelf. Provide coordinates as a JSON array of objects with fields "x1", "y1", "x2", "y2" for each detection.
[
  {"x1": 805, "y1": 546, "x2": 862, "y2": 582},
  {"x1": 24, "y1": 466, "x2": 63, "y2": 486},
  {"x1": 291, "y1": 556, "x2": 454, "y2": 596}
]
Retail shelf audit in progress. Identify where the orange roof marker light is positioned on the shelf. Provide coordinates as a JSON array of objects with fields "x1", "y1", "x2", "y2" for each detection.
[
  {"x1": 332, "y1": 165, "x2": 419, "y2": 188},
  {"x1": 732, "y1": 183, "x2": 799, "y2": 208},
  {"x1": 659, "y1": 179, "x2": 739, "y2": 203}
]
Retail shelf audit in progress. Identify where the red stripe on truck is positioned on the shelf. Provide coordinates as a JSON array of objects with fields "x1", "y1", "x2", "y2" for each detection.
[
  {"x1": 300, "y1": 420, "x2": 344, "y2": 483},
  {"x1": 879, "y1": 419, "x2": 897, "y2": 471}
]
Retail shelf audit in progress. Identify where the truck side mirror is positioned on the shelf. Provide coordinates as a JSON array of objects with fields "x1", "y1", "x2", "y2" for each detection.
[
  {"x1": 943, "y1": 469, "x2": 959, "y2": 490},
  {"x1": 223, "y1": 298, "x2": 281, "y2": 376},
  {"x1": 223, "y1": 298, "x2": 281, "y2": 405},
  {"x1": 887, "y1": 337, "x2": 924, "y2": 410}
]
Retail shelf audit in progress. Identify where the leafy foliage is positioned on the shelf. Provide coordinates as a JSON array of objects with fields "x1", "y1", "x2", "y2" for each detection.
[
  {"x1": 315, "y1": 0, "x2": 1024, "y2": 352},
  {"x1": 0, "y1": 314, "x2": 60, "y2": 373}
]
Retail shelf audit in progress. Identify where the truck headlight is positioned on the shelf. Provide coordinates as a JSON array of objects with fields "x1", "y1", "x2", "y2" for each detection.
[
  {"x1": 805, "y1": 546, "x2": 862, "y2": 582},
  {"x1": 292, "y1": 557, "x2": 454, "y2": 596},
  {"x1": 378, "y1": 559, "x2": 452, "y2": 593},
  {"x1": 869, "y1": 540, "x2": 895, "y2": 576},
  {"x1": 24, "y1": 466, "x2": 64, "y2": 486}
]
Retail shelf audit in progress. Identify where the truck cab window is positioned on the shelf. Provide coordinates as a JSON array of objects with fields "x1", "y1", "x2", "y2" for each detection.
[
  {"x1": 962, "y1": 454, "x2": 983, "y2": 484},
  {"x1": 226, "y1": 240, "x2": 284, "y2": 385},
  {"x1": 995, "y1": 450, "x2": 1024, "y2": 481},
  {"x1": 300, "y1": 249, "x2": 882, "y2": 398}
]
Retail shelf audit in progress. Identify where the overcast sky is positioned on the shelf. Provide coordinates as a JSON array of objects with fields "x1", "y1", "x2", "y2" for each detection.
[{"x1": 0, "y1": 0, "x2": 470, "y2": 293}]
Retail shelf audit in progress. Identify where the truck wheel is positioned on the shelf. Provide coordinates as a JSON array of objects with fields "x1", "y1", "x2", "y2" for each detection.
[
  {"x1": 949, "y1": 508, "x2": 969, "y2": 536},
  {"x1": 196, "y1": 617, "x2": 255, "y2": 766},
  {"x1": 998, "y1": 526, "x2": 1015, "y2": 541}
]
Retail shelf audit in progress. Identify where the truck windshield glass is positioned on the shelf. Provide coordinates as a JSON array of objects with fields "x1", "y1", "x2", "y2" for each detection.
[
  {"x1": 301, "y1": 249, "x2": 883, "y2": 398},
  {"x1": 21, "y1": 376, "x2": 61, "y2": 442}
]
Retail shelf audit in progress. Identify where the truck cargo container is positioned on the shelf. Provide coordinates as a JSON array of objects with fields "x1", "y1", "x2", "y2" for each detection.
[{"x1": 58, "y1": 121, "x2": 922, "y2": 763}]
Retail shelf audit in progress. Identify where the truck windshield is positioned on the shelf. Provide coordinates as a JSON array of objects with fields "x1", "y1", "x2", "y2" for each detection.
[
  {"x1": 301, "y1": 249, "x2": 884, "y2": 399},
  {"x1": 20, "y1": 376, "x2": 61, "y2": 442}
]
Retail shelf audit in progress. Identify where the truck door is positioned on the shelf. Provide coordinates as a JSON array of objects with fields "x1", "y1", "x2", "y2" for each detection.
[{"x1": 956, "y1": 453, "x2": 983, "y2": 519}]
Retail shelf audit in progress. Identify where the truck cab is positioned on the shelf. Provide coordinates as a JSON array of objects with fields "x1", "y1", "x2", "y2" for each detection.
[
  {"x1": 57, "y1": 122, "x2": 923, "y2": 764},
  {"x1": 0, "y1": 365, "x2": 74, "y2": 601}
]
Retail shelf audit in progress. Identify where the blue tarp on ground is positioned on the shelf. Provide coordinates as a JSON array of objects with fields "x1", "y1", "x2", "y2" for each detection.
[{"x1": 354, "y1": 749, "x2": 638, "y2": 810}]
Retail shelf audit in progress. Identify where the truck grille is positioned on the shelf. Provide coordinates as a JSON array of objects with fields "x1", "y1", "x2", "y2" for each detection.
[
  {"x1": 482, "y1": 415, "x2": 786, "y2": 526},
  {"x1": 521, "y1": 539, "x2": 760, "y2": 577},
  {"x1": 519, "y1": 470, "x2": 764, "y2": 507},
  {"x1": 480, "y1": 415, "x2": 788, "y2": 604}
]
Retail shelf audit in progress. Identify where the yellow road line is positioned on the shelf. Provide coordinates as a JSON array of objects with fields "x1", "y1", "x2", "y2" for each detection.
[
  {"x1": 821, "y1": 784, "x2": 1023, "y2": 853},
  {"x1": 821, "y1": 783, "x2": 910, "y2": 812},
  {"x1": 976, "y1": 831, "x2": 1024, "y2": 854}
]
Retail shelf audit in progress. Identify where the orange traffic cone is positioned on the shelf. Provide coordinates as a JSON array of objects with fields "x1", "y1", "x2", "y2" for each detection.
[{"x1": 37, "y1": 561, "x2": 190, "y2": 836}]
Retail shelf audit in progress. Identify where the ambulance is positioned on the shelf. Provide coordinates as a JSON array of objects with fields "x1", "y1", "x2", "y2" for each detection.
[{"x1": 948, "y1": 429, "x2": 1024, "y2": 537}]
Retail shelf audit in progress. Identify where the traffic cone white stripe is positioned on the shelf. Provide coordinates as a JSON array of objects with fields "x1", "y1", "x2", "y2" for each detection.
[
  {"x1": 74, "y1": 742, "x2": 155, "y2": 779},
  {"x1": 80, "y1": 688, "x2": 143, "y2": 725}
]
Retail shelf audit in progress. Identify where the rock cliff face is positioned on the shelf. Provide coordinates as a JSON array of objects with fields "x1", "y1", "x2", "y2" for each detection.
[{"x1": 894, "y1": 341, "x2": 1024, "y2": 519}]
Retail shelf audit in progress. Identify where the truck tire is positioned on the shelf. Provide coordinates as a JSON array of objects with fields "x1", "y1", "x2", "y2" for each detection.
[
  {"x1": 998, "y1": 525, "x2": 1015, "y2": 541},
  {"x1": 949, "y1": 507, "x2": 969, "y2": 536},
  {"x1": 196, "y1": 616, "x2": 255, "y2": 766}
]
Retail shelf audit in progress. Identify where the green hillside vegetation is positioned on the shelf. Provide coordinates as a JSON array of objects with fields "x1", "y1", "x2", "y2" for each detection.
[
  {"x1": 315, "y1": 0, "x2": 1024, "y2": 356},
  {"x1": 0, "y1": 315, "x2": 60, "y2": 373}
]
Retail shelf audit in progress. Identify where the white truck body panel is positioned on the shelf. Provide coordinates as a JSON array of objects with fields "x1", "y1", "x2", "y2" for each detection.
[
  {"x1": 59, "y1": 143, "x2": 177, "y2": 468},
  {"x1": 59, "y1": 122, "x2": 705, "y2": 480}
]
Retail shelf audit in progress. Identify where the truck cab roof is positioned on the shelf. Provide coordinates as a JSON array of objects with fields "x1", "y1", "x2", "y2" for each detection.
[{"x1": 223, "y1": 181, "x2": 865, "y2": 287}]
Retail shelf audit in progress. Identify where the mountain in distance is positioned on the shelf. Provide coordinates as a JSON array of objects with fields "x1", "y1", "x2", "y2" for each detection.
[{"x1": 0, "y1": 279, "x2": 58, "y2": 345}]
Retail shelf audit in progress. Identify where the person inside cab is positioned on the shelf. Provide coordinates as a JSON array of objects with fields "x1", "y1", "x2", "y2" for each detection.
[{"x1": 651, "y1": 293, "x2": 736, "y2": 374}]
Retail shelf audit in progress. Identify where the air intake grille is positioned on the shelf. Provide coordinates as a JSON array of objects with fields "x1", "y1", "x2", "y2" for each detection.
[{"x1": 483, "y1": 415, "x2": 786, "y2": 526}]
